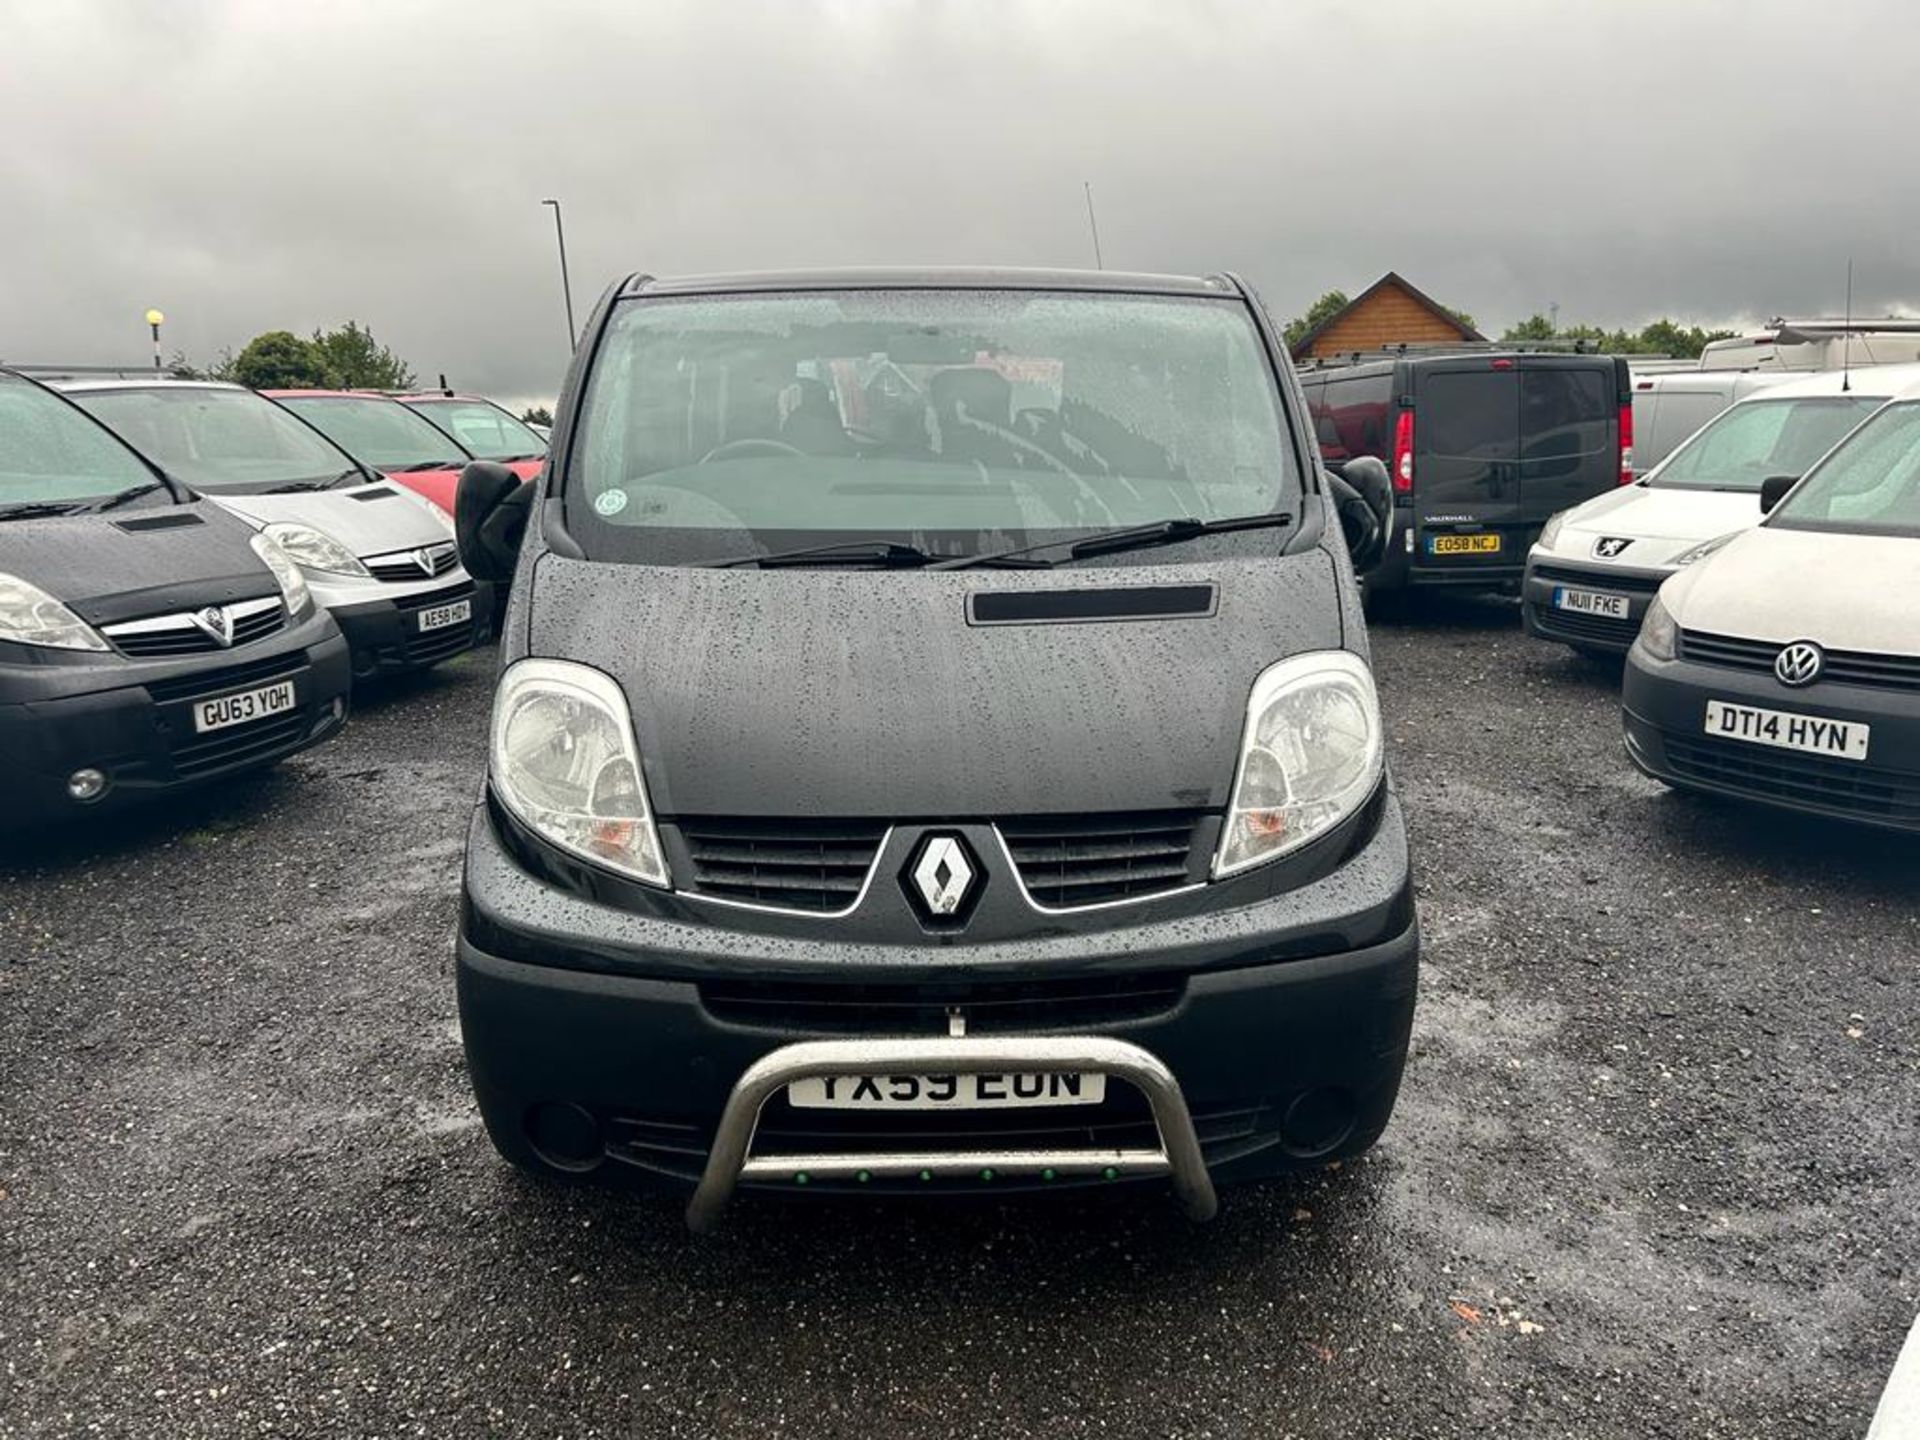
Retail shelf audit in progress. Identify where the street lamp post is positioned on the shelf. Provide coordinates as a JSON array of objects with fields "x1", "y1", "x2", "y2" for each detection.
[
  {"x1": 541, "y1": 199, "x2": 577, "y2": 351},
  {"x1": 145, "y1": 309, "x2": 165, "y2": 372}
]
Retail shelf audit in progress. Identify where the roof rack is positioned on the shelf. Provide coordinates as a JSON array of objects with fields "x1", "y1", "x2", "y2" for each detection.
[
  {"x1": 1, "y1": 362, "x2": 196, "y2": 381},
  {"x1": 1294, "y1": 338, "x2": 1646, "y2": 371},
  {"x1": 1764, "y1": 317, "x2": 1920, "y2": 341}
]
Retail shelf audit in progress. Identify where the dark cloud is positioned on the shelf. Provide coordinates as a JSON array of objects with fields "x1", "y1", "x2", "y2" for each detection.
[{"x1": 3, "y1": 0, "x2": 1913, "y2": 406}]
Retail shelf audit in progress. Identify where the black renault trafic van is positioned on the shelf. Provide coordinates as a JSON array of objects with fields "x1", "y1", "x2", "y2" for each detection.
[
  {"x1": 0, "y1": 369, "x2": 350, "y2": 825},
  {"x1": 1298, "y1": 352, "x2": 1633, "y2": 598},
  {"x1": 452, "y1": 268, "x2": 1414, "y2": 1230}
]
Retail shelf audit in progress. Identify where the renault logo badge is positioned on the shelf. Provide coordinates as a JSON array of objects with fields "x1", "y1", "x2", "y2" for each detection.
[
  {"x1": 909, "y1": 834, "x2": 976, "y2": 918},
  {"x1": 1774, "y1": 641, "x2": 1824, "y2": 688},
  {"x1": 189, "y1": 605, "x2": 235, "y2": 648}
]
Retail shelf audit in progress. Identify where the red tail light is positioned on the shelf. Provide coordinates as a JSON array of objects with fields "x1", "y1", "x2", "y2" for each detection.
[
  {"x1": 1391, "y1": 410, "x2": 1414, "y2": 493},
  {"x1": 1617, "y1": 402, "x2": 1635, "y2": 485}
]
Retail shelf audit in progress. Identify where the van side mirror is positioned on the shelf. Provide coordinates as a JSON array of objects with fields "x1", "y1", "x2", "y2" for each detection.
[
  {"x1": 455, "y1": 461, "x2": 532, "y2": 584},
  {"x1": 1759, "y1": 475, "x2": 1796, "y2": 514},
  {"x1": 1328, "y1": 457, "x2": 1393, "y2": 572}
]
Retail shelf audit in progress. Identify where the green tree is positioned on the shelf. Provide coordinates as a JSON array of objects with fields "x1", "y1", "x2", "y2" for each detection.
[
  {"x1": 520, "y1": 404, "x2": 554, "y2": 427},
  {"x1": 1283, "y1": 290, "x2": 1350, "y2": 348},
  {"x1": 310, "y1": 320, "x2": 415, "y2": 390},
  {"x1": 1442, "y1": 306, "x2": 1477, "y2": 334},
  {"x1": 230, "y1": 330, "x2": 328, "y2": 389},
  {"x1": 1499, "y1": 314, "x2": 1736, "y2": 359}
]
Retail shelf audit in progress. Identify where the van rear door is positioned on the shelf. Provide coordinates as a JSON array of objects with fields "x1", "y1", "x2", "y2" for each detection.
[
  {"x1": 1515, "y1": 357, "x2": 1623, "y2": 524},
  {"x1": 1411, "y1": 362, "x2": 1520, "y2": 571}
]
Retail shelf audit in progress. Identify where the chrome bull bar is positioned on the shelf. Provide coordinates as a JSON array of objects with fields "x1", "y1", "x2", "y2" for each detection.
[{"x1": 685, "y1": 1034, "x2": 1219, "y2": 1232}]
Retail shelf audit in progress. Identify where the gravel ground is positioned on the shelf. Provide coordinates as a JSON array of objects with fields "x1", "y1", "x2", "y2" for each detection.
[{"x1": 3, "y1": 598, "x2": 1917, "y2": 1439}]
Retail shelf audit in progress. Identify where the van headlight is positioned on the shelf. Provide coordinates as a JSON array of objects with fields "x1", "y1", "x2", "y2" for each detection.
[
  {"x1": 1536, "y1": 512, "x2": 1567, "y2": 552},
  {"x1": 248, "y1": 533, "x2": 315, "y2": 621},
  {"x1": 490, "y1": 658, "x2": 669, "y2": 887},
  {"x1": 1214, "y1": 651, "x2": 1384, "y2": 877},
  {"x1": 262, "y1": 521, "x2": 371, "y2": 578},
  {"x1": 1671, "y1": 532, "x2": 1737, "y2": 568},
  {"x1": 0, "y1": 572, "x2": 108, "y2": 651},
  {"x1": 1638, "y1": 596, "x2": 1679, "y2": 661}
]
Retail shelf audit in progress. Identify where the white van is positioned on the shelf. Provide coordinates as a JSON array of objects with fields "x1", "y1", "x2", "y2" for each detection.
[{"x1": 1631, "y1": 370, "x2": 1795, "y2": 477}]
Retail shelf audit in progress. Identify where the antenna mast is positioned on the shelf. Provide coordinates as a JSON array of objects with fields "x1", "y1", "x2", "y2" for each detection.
[
  {"x1": 1083, "y1": 181, "x2": 1104, "y2": 271},
  {"x1": 1842, "y1": 260, "x2": 1854, "y2": 392}
]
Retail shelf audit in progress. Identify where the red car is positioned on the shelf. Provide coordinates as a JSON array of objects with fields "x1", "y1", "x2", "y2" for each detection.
[
  {"x1": 394, "y1": 392, "x2": 547, "y2": 483},
  {"x1": 264, "y1": 390, "x2": 477, "y2": 514}
]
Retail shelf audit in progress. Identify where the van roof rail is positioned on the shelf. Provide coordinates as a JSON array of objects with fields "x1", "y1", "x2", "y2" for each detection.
[
  {"x1": 1765, "y1": 317, "x2": 1920, "y2": 340},
  {"x1": 1295, "y1": 339, "x2": 1654, "y2": 371},
  {"x1": 1, "y1": 362, "x2": 196, "y2": 381}
]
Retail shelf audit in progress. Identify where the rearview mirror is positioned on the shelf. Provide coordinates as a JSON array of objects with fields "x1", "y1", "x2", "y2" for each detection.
[
  {"x1": 1759, "y1": 475, "x2": 1797, "y2": 514},
  {"x1": 1329, "y1": 457, "x2": 1393, "y2": 573},
  {"x1": 455, "y1": 461, "x2": 532, "y2": 584}
]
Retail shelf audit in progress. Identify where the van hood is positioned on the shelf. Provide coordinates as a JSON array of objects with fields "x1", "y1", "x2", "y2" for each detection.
[
  {"x1": 1662, "y1": 527, "x2": 1920, "y2": 653},
  {"x1": 1562, "y1": 484, "x2": 1769, "y2": 542},
  {"x1": 527, "y1": 553, "x2": 1347, "y2": 818},
  {"x1": 208, "y1": 483, "x2": 454, "y2": 557},
  {"x1": 0, "y1": 501, "x2": 281, "y2": 626}
]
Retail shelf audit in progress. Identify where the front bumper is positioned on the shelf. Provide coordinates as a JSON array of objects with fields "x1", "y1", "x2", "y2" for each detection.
[
  {"x1": 1623, "y1": 643, "x2": 1920, "y2": 832},
  {"x1": 0, "y1": 612, "x2": 351, "y2": 826},
  {"x1": 1522, "y1": 552, "x2": 1668, "y2": 653},
  {"x1": 322, "y1": 577, "x2": 493, "y2": 678},
  {"x1": 456, "y1": 791, "x2": 1421, "y2": 1222}
]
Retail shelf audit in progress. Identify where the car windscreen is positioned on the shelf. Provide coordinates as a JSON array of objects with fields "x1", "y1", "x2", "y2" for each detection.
[
  {"x1": 567, "y1": 288, "x2": 1300, "y2": 565},
  {"x1": 1649, "y1": 396, "x2": 1883, "y2": 492},
  {"x1": 408, "y1": 399, "x2": 547, "y2": 460},
  {"x1": 0, "y1": 373, "x2": 159, "y2": 508},
  {"x1": 278, "y1": 396, "x2": 470, "y2": 470},
  {"x1": 1769, "y1": 399, "x2": 1920, "y2": 538},
  {"x1": 72, "y1": 387, "x2": 354, "y2": 491}
]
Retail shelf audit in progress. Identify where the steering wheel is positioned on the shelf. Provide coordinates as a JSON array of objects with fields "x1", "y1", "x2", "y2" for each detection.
[{"x1": 698, "y1": 437, "x2": 805, "y2": 464}]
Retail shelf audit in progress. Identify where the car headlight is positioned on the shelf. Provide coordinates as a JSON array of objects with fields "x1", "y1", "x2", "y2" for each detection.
[
  {"x1": 490, "y1": 658, "x2": 669, "y2": 887},
  {"x1": 262, "y1": 521, "x2": 371, "y2": 578},
  {"x1": 1639, "y1": 595, "x2": 1679, "y2": 661},
  {"x1": 1536, "y1": 512, "x2": 1566, "y2": 552},
  {"x1": 1214, "y1": 650, "x2": 1384, "y2": 877},
  {"x1": 249, "y1": 532, "x2": 316, "y2": 621},
  {"x1": 1671, "y1": 532, "x2": 1738, "y2": 568},
  {"x1": 0, "y1": 571, "x2": 108, "y2": 651}
]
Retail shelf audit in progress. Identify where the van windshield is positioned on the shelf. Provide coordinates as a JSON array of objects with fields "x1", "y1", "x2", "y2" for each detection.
[
  {"x1": 568, "y1": 288, "x2": 1299, "y2": 564},
  {"x1": 72, "y1": 386, "x2": 358, "y2": 492},
  {"x1": 0, "y1": 373, "x2": 160, "y2": 510},
  {"x1": 1650, "y1": 396, "x2": 1882, "y2": 492},
  {"x1": 1770, "y1": 399, "x2": 1920, "y2": 538},
  {"x1": 277, "y1": 396, "x2": 471, "y2": 470},
  {"x1": 406, "y1": 398, "x2": 546, "y2": 461}
]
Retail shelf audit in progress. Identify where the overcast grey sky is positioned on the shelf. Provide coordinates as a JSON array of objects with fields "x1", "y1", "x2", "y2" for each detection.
[{"x1": 4, "y1": 0, "x2": 1915, "y2": 406}]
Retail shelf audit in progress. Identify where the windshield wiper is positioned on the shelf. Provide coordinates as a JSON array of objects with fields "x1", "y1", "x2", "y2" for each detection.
[
  {"x1": 0, "y1": 500, "x2": 90, "y2": 521},
  {"x1": 87, "y1": 483, "x2": 168, "y2": 512},
  {"x1": 701, "y1": 538, "x2": 1057, "y2": 570},
  {"x1": 397, "y1": 459, "x2": 461, "y2": 473},
  {"x1": 702, "y1": 540, "x2": 941, "y2": 569},
  {"x1": 266, "y1": 469, "x2": 361, "y2": 494},
  {"x1": 931, "y1": 510, "x2": 1295, "y2": 570}
]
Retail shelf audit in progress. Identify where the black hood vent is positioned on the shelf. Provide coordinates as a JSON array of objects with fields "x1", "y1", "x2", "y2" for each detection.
[
  {"x1": 348, "y1": 486, "x2": 399, "y2": 502},
  {"x1": 967, "y1": 583, "x2": 1218, "y2": 627},
  {"x1": 112, "y1": 510, "x2": 203, "y2": 532}
]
